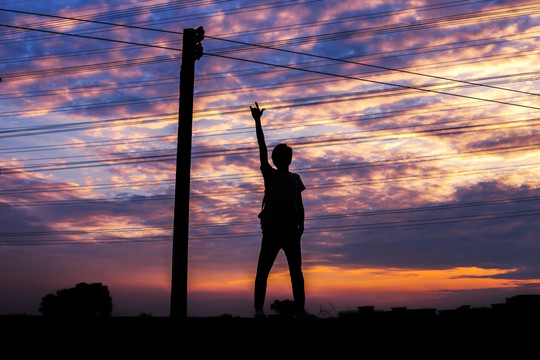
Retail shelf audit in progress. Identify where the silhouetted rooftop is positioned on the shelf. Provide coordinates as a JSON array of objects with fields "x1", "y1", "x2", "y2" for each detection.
[
  {"x1": 2, "y1": 294, "x2": 539, "y2": 358},
  {"x1": 339, "y1": 294, "x2": 540, "y2": 318}
]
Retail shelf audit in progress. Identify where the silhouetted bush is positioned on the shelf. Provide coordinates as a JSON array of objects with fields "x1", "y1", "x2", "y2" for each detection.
[
  {"x1": 270, "y1": 299, "x2": 296, "y2": 317},
  {"x1": 39, "y1": 282, "x2": 112, "y2": 317}
]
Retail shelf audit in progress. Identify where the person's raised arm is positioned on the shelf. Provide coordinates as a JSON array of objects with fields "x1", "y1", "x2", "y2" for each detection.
[{"x1": 250, "y1": 102, "x2": 269, "y2": 167}]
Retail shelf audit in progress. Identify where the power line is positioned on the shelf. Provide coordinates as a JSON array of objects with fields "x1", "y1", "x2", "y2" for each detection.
[
  {"x1": 2, "y1": 55, "x2": 178, "y2": 82},
  {"x1": 0, "y1": 153, "x2": 176, "y2": 174},
  {"x1": 2, "y1": 70, "x2": 537, "y2": 129},
  {"x1": 0, "y1": 93, "x2": 520, "y2": 151},
  {"x1": 1, "y1": 178, "x2": 175, "y2": 196},
  {"x1": 6, "y1": 203, "x2": 540, "y2": 245},
  {"x1": 0, "y1": 113, "x2": 177, "y2": 139},
  {"x1": 2, "y1": 2, "x2": 539, "y2": 251},
  {"x1": 2, "y1": 46, "x2": 539, "y2": 105},
  {"x1": 0, "y1": 77, "x2": 178, "y2": 100},
  {"x1": 2, "y1": 196, "x2": 539, "y2": 245},
  {"x1": 205, "y1": 34, "x2": 540, "y2": 98},
  {"x1": 203, "y1": 51, "x2": 540, "y2": 111},
  {"x1": 3, "y1": 6, "x2": 540, "y2": 112},
  {"x1": 3, "y1": 1, "x2": 535, "y2": 68},
  {"x1": 3, "y1": 160, "x2": 539, "y2": 208},
  {"x1": 0, "y1": 7, "x2": 185, "y2": 35},
  {"x1": 2, "y1": 107, "x2": 539, "y2": 173},
  {"x1": 3, "y1": 157, "x2": 539, "y2": 195},
  {"x1": 0, "y1": 0, "x2": 318, "y2": 42},
  {"x1": 4, "y1": 22, "x2": 540, "y2": 84},
  {"x1": 192, "y1": 141, "x2": 540, "y2": 184},
  {"x1": 186, "y1": 163, "x2": 540, "y2": 200},
  {"x1": 0, "y1": 236, "x2": 172, "y2": 246},
  {"x1": 214, "y1": 0, "x2": 481, "y2": 38},
  {"x1": 205, "y1": 2, "x2": 540, "y2": 56},
  {"x1": 0, "y1": 23, "x2": 182, "y2": 51},
  {"x1": 2, "y1": 139, "x2": 538, "y2": 198},
  {"x1": 193, "y1": 210, "x2": 540, "y2": 240},
  {"x1": 190, "y1": 194, "x2": 540, "y2": 228},
  {"x1": 1, "y1": 81, "x2": 537, "y2": 149},
  {"x1": 172, "y1": 208, "x2": 540, "y2": 241},
  {"x1": 9, "y1": 130, "x2": 540, "y2": 178},
  {"x1": 303, "y1": 209, "x2": 540, "y2": 234},
  {"x1": 2, "y1": 116, "x2": 539, "y2": 174},
  {"x1": 0, "y1": 133, "x2": 175, "y2": 156},
  {"x1": 0, "y1": 225, "x2": 172, "y2": 237},
  {"x1": 1, "y1": 55, "x2": 537, "y2": 130},
  {"x1": 0, "y1": 0, "x2": 234, "y2": 39}
]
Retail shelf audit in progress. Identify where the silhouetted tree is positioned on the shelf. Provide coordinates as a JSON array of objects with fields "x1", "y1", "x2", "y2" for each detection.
[{"x1": 39, "y1": 282, "x2": 112, "y2": 317}]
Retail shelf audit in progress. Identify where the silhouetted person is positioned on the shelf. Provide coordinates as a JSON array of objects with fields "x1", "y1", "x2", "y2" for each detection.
[{"x1": 251, "y1": 102, "x2": 306, "y2": 318}]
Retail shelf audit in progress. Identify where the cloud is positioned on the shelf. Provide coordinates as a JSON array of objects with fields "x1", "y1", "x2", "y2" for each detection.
[
  {"x1": 312, "y1": 181, "x2": 540, "y2": 272},
  {"x1": 2, "y1": 0, "x2": 540, "y2": 315}
]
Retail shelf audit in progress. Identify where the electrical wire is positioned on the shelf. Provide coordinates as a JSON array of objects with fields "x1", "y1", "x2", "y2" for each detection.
[
  {"x1": 2, "y1": 195, "x2": 539, "y2": 245},
  {"x1": 205, "y1": 34, "x2": 539, "y2": 98},
  {"x1": 3, "y1": 4, "x2": 540, "y2": 110},
  {"x1": 3, "y1": 71, "x2": 539, "y2": 140},
  {"x1": 2, "y1": 139, "x2": 538, "y2": 199},
  {"x1": 203, "y1": 51, "x2": 540, "y2": 111},
  {"x1": 2, "y1": 116, "x2": 539, "y2": 174},
  {"x1": 2, "y1": 1, "x2": 540, "y2": 248},
  {"x1": 0, "y1": 22, "x2": 182, "y2": 51}
]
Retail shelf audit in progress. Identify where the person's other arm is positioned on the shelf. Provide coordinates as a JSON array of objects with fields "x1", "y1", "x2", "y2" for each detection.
[{"x1": 298, "y1": 192, "x2": 305, "y2": 237}]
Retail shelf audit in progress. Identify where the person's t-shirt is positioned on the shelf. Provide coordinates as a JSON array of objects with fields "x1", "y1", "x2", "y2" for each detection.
[{"x1": 258, "y1": 163, "x2": 305, "y2": 229}]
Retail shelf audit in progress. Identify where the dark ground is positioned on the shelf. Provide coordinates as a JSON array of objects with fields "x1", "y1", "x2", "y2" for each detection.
[{"x1": 2, "y1": 306, "x2": 539, "y2": 359}]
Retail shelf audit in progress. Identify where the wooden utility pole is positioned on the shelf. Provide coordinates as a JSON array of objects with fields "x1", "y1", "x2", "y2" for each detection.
[{"x1": 170, "y1": 26, "x2": 204, "y2": 319}]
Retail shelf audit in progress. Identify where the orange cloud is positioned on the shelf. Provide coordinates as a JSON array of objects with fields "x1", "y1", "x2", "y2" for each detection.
[{"x1": 186, "y1": 265, "x2": 536, "y2": 304}]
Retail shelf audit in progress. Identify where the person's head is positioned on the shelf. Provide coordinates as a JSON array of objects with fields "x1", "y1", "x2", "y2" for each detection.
[{"x1": 272, "y1": 143, "x2": 293, "y2": 170}]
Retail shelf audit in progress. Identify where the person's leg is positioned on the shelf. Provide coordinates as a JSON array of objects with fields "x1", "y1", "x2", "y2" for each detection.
[
  {"x1": 254, "y1": 231, "x2": 281, "y2": 312},
  {"x1": 283, "y1": 234, "x2": 305, "y2": 312}
]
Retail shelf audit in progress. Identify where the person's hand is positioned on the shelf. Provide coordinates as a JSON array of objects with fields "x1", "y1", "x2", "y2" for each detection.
[{"x1": 250, "y1": 102, "x2": 265, "y2": 120}]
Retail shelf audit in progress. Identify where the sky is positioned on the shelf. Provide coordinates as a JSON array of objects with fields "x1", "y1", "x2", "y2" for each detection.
[{"x1": 1, "y1": 0, "x2": 539, "y2": 317}]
